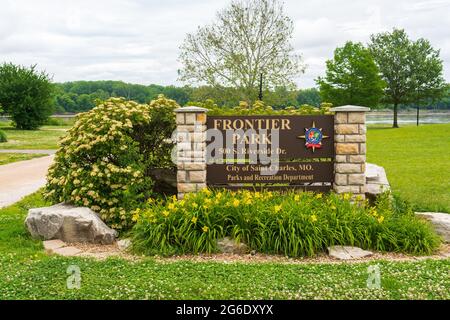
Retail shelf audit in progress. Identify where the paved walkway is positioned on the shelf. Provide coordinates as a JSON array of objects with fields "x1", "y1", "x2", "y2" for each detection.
[
  {"x1": 0, "y1": 149, "x2": 56, "y2": 155},
  {"x1": 0, "y1": 155, "x2": 54, "y2": 208}
]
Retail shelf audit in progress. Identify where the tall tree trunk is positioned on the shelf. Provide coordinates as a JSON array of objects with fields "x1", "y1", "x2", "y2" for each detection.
[
  {"x1": 416, "y1": 107, "x2": 420, "y2": 126},
  {"x1": 393, "y1": 103, "x2": 399, "y2": 128}
]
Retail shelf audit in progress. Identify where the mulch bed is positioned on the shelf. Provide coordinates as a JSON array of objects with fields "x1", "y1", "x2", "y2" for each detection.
[{"x1": 66, "y1": 242, "x2": 450, "y2": 264}]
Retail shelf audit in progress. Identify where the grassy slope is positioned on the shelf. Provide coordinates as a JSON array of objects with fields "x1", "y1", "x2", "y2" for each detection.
[
  {"x1": 0, "y1": 193, "x2": 448, "y2": 300},
  {"x1": 0, "y1": 153, "x2": 47, "y2": 165},
  {"x1": 0, "y1": 125, "x2": 68, "y2": 150},
  {"x1": 367, "y1": 124, "x2": 450, "y2": 213}
]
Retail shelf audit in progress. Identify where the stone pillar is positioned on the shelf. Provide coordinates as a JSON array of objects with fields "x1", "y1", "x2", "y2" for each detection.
[
  {"x1": 330, "y1": 105, "x2": 370, "y2": 200},
  {"x1": 175, "y1": 106, "x2": 208, "y2": 199}
]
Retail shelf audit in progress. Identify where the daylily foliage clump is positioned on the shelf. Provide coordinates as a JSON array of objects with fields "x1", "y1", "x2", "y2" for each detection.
[
  {"x1": 131, "y1": 189, "x2": 440, "y2": 257},
  {"x1": 45, "y1": 95, "x2": 178, "y2": 230}
]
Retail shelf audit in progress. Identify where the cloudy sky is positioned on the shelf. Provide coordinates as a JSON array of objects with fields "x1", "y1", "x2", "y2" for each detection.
[{"x1": 1, "y1": 0, "x2": 449, "y2": 88}]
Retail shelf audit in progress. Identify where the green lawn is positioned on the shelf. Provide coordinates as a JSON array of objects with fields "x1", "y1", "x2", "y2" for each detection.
[
  {"x1": 0, "y1": 193, "x2": 448, "y2": 300},
  {"x1": 0, "y1": 124, "x2": 68, "y2": 150},
  {"x1": 0, "y1": 153, "x2": 47, "y2": 165},
  {"x1": 367, "y1": 123, "x2": 450, "y2": 213}
]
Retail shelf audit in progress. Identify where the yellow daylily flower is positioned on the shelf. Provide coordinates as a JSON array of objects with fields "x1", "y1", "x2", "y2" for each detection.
[
  {"x1": 132, "y1": 213, "x2": 140, "y2": 222},
  {"x1": 202, "y1": 188, "x2": 212, "y2": 196}
]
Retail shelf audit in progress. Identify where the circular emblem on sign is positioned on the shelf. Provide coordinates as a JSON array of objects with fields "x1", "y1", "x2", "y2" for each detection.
[{"x1": 298, "y1": 121, "x2": 329, "y2": 152}]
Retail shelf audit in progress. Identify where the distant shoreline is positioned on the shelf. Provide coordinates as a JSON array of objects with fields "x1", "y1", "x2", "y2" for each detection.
[
  {"x1": 51, "y1": 110, "x2": 450, "y2": 118},
  {"x1": 368, "y1": 110, "x2": 450, "y2": 116},
  {"x1": 1, "y1": 110, "x2": 450, "y2": 121}
]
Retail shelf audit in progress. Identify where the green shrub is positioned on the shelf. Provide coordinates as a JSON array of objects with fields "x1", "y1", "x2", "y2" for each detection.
[
  {"x1": 44, "y1": 95, "x2": 178, "y2": 230},
  {"x1": 0, "y1": 129, "x2": 6, "y2": 142},
  {"x1": 131, "y1": 190, "x2": 440, "y2": 257},
  {"x1": 0, "y1": 63, "x2": 54, "y2": 130}
]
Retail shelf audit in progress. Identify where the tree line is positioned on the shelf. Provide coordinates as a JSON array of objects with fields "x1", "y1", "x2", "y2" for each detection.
[
  {"x1": 53, "y1": 80, "x2": 449, "y2": 114},
  {"x1": 53, "y1": 81, "x2": 322, "y2": 113},
  {"x1": 0, "y1": 65, "x2": 448, "y2": 130}
]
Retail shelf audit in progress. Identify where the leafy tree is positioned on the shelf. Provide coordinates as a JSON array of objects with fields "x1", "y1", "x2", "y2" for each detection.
[
  {"x1": 161, "y1": 85, "x2": 192, "y2": 105},
  {"x1": 263, "y1": 86, "x2": 298, "y2": 108},
  {"x1": 434, "y1": 84, "x2": 450, "y2": 109},
  {"x1": 76, "y1": 94, "x2": 95, "y2": 111},
  {"x1": 296, "y1": 88, "x2": 321, "y2": 107},
  {"x1": 55, "y1": 93, "x2": 77, "y2": 113},
  {"x1": 316, "y1": 42, "x2": 385, "y2": 108},
  {"x1": 90, "y1": 89, "x2": 110, "y2": 102},
  {"x1": 189, "y1": 85, "x2": 242, "y2": 107},
  {"x1": 369, "y1": 28, "x2": 446, "y2": 127},
  {"x1": 0, "y1": 105, "x2": 5, "y2": 143},
  {"x1": 0, "y1": 63, "x2": 54, "y2": 129},
  {"x1": 53, "y1": 81, "x2": 194, "y2": 112},
  {"x1": 178, "y1": 0, "x2": 304, "y2": 102}
]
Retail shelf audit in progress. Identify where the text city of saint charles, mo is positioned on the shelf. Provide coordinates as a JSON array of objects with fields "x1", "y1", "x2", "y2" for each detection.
[{"x1": 206, "y1": 116, "x2": 334, "y2": 185}]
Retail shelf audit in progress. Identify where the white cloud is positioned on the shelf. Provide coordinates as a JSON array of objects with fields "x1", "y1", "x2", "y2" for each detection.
[{"x1": 0, "y1": 0, "x2": 448, "y2": 88}]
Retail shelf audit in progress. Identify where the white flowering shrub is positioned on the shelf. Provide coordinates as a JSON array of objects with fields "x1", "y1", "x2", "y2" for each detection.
[{"x1": 45, "y1": 95, "x2": 178, "y2": 230}]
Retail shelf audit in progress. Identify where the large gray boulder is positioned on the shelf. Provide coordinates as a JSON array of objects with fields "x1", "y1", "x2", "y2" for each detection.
[
  {"x1": 415, "y1": 212, "x2": 450, "y2": 243},
  {"x1": 365, "y1": 163, "x2": 390, "y2": 199},
  {"x1": 25, "y1": 204, "x2": 117, "y2": 244}
]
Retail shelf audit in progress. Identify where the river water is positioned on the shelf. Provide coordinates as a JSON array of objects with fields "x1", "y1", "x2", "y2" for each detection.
[
  {"x1": 51, "y1": 110, "x2": 450, "y2": 125},
  {"x1": 48, "y1": 111, "x2": 450, "y2": 124}
]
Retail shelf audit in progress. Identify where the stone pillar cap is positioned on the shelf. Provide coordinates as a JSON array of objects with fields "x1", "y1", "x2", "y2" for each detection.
[
  {"x1": 330, "y1": 105, "x2": 371, "y2": 112},
  {"x1": 175, "y1": 106, "x2": 209, "y2": 113}
]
